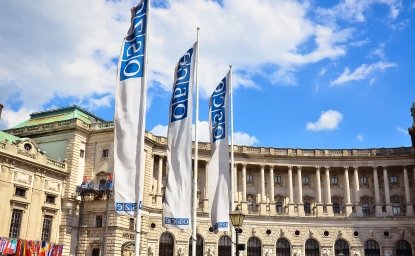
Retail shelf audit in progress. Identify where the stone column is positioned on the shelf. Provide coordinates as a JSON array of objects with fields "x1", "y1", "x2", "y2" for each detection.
[
  {"x1": 315, "y1": 167, "x2": 323, "y2": 215},
  {"x1": 403, "y1": 166, "x2": 413, "y2": 216},
  {"x1": 259, "y1": 165, "x2": 267, "y2": 214},
  {"x1": 383, "y1": 167, "x2": 392, "y2": 215},
  {"x1": 241, "y1": 164, "x2": 248, "y2": 212},
  {"x1": 297, "y1": 167, "x2": 304, "y2": 216},
  {"x1": 233, "y1": 163, "x2": 238, "y2": 204},
  {"x1": 288, "y1": 166, "x2": 295, "y2": 216},
  {"x1": 373, "y1": 166, "x2": 382, "y2": 215},
  {"x1": 269, "y1": 166, "x2": 276, "y2": 215},
  {"x1": 156, "y1": 156, "x2": 163, "y2": 208},
  {"x1": 353, "y1": 167, "x2": 363, "y2": 217},
  {"x1": 325, "y1": 166, "x2": 333, "y2": 216},
  {"x1": 344, "y1": 166, "x2": 352, "y2": 215},
  {"x1": 203, "y1": 160, "x2": 209, "y2": 212}
]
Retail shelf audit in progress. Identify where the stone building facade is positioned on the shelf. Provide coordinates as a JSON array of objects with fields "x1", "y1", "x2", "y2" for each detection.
[
  {"x1": 0, "y1": 131, "x2": 68, "y2": 246},
  {"x1": 2, "y1": 104, "x2": 415, "y2": 256}
]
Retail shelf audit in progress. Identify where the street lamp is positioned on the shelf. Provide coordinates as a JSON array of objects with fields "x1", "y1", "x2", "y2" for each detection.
[{"x1": 229, "y1": 206, "x2": 245, "y2": 256}]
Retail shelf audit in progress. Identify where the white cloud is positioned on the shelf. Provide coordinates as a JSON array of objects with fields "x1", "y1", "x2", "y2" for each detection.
[
  {"x1": 397, "y1": 126, "x2": 409, "y2": 136},
  {"x1": 0, "y1": 0, "x2": 352, "y2": 126},
  {"x1": 317, "y1": 0, "x2": 402, "y2": 23},
  {"x1": 0, "y1": 108, "x2": 32, "y2": 130},
  {"x1": 234, "y1": 132, "x2": 259, "y2": 146},
  {"x1": 306, "y1": 110, "x2": 343, "y2": 131},
  {"x1": 356, "y1": 134, "x2": 364, "y2": 142},
  {"x1": 150, "y1": 121, "x2": 258, "y2": 146},
  {"x1": 330, "y1": 61, "x2": 397, "y2": 86}
]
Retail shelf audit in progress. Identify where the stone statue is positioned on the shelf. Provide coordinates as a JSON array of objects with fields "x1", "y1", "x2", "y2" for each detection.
[
  {"x1": 206, "y1": 246, "x2": 216, "y2": 256},
  {"x1": 177, "y1": 247, "x2": 184, "y2": 256}
]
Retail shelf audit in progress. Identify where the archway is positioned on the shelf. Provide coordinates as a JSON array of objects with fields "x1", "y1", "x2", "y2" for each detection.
[
  {"x1": 247, "y1": 237, "x2": 261, "y2": 256},
  {"x1": 276, "y1": 238, "x2": 290, "y2": 256}
]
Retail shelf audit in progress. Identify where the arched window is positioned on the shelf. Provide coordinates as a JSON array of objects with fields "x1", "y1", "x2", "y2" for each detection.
[
  {"x1": 395, "y1": 240, "x2": 413, "y2": 256},
  {"x1": 247, "y1": 237, "x2": 261, "y2": 256},
  {"x1": 364, "y1": 240, "x2": 380, "y2": 256},
  {"x1": 91, "y1": 248, "x2": 100, "y2": 256},
  {"x1": 159, "y1": 233, "x2": 174, "y2": 256},
  {"x1": 276, "y1": 238, "x2": 290, "y2": 256},
  {"x1": 218, "y1": 236, "x2": 232, "y2": 256},
  {"x1": 335, "y1": 239, "x2": 350, "y2": 256},
  {"x1": 305, "y1": 239, "x2": 320, "y2": 256},
  {"x1": 188, "y1": 234, "x2": 203, "y2": 256}
]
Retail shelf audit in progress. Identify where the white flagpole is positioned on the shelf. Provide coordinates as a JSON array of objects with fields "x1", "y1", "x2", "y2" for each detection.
[
  {"x1": 229, "y1": 65, "x2": 236, "y2": 255},
  {"x1": 192, "y1": 27, "x2": 200, "y2": 256},
  {"x1": 135, "y1": 0, "x2": 150, "y2": 255}
]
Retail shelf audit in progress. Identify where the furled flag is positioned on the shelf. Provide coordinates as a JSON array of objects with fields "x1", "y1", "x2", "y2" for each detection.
[
  {"x1": 163, "y1": 43, "x2": 198, "y2": 229},
  {"x1": 113, "y1": 0, "x2": 149, "y2": 215},
  {"x1": 208, "y1": 72, "x2": 231, "y2": 231}
]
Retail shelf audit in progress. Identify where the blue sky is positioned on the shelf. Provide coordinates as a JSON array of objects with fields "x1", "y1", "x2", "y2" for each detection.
[{"x1": 0, "y1": 0, "x2": 414, "y2": 149}]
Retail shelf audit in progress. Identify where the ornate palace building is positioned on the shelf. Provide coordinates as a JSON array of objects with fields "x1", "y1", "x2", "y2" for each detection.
[{"x1": 1, "y1": 103, "x2": 415, "y2": 256}]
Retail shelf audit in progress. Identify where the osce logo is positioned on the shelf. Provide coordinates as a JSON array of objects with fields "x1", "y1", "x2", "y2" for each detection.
[
  {"x1": 170, "y1": 47, "x2": 194, "y2": 123},
  {"x1": 120, "y1": 0, "x2": 147, "y2": 81},
  {"x1": 214, "y1": 222, "x2": 228, "y2": 230},
  {"x1": 164, "y1": 217, "x2": 190, "y2": 226},
  {"x1": 210, "y1": 77, "x2": 227, "y2": 142},
  {"x1": 115, "y1": 201, "x2": 142, "y2": 212}
]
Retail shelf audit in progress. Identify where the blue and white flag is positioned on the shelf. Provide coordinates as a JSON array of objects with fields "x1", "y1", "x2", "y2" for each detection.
[
  {"x1": 163, "y1": 43, "x2": 198, "y2": 229},
  {"x1": 208, "y1": 71, "x2": 231, "y2": 231},
  {"x1": 113, "y1": 0, "x2": 148, "y2": 215}
]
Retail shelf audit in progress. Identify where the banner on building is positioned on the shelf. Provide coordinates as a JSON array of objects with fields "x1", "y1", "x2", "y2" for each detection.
[
  {"x1": 208, "y1": 72, "x2": 231, "y2": 231},
  {"x1": 113, "y1": 0, "x2": 148, "y2": 215},
  {"x1": 163, "y1": 43, "x2": 198, "y2": 229}
]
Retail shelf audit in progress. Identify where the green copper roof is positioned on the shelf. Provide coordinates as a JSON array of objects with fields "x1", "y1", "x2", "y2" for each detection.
[
  {"x1": 0, "y1": 131, "x2": 21, "y2": 143},
  {"x1": 13, "y1": 105, "x2": 106, "y2": 129}
]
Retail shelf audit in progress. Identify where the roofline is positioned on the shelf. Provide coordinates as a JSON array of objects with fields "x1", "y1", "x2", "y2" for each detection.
[{"x1": 30, "y1": 105, "x2": 106, "y2": 122}]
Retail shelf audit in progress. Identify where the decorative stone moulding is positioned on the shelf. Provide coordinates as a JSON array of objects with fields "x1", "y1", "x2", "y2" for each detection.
[
  {"x1": 12, "y1": 169, "x2": 34, "y2": 188},
  {"x1": 44, "y1": 179, "x2": 62, "y2": 194}
]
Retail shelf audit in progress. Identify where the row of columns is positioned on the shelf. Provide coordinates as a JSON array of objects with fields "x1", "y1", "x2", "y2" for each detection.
[{"x1": 153, "y1": 155, "x2": 414, "y2": 217}]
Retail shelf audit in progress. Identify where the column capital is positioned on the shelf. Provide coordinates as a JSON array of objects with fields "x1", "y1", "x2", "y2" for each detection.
[
  {"x1": 297, "y1": 166, "x2": 302, "y2": 171},
  {"x1": 269, "y1": 165, "x2": 274, "y2": 170},
  {"x1": 260, "y1": 164, "x2": 265, "y2": 168},
  {"x1": 324, "y1": 166, "x2": 330, "y2": 170},
  {"x1": 242, "y1": 163, "x2": 247, "y2": 167},
  {"x1": 343, "y1": 166, "x2": 350, "y2": 170},
  {"x1": 288, "y1": 165, "x2": 293, "y2": 171},
  {"x1": 353, "y1": 166, "x2": 359, "y2": 171},
  {"x1": 315, "y1": 166, "x2": 320, "y2": 170},
  {"x1": 382, "y1": 166, "x2": 388, "y2": 171}
]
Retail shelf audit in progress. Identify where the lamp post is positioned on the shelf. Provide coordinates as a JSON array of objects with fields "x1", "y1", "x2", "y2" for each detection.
[{"x1": 229, "y1": 206, "x2": 245, "y2": 256}]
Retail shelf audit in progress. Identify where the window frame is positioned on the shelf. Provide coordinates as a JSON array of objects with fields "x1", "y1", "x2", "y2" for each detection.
[{"x1": 41, "y1": 215, "x2": 53, "y2": 242}]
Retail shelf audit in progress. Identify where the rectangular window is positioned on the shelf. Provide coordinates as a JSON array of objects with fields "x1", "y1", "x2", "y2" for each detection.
[
  {"x1": 15, "y1": 187, "x2": 27, "y2": 197},
  {"x1": 302, "y1": 175, "x2": 309, "y2": 185},
  {"x1": 360, "y1": 176, "x2": 368, "y2": 186},
  {"x1": 393, "y1": 203, "x2": 401, "y2": 215},
  {"x1": 333, "y1": 202, "x2": 341, "y2": 214},
  {"x1": 390, "y1": 175, "x2": 398, "y2": 185},
  {"x1": 102, "y1": 149, "x2": 109, "y2": 158},
  {"x1": 129, "y1": 218, "x2": 135, "y2": 230},
  {"x1": 362, "y1": 204, "x2": 370, "y2": 216},
  {"x1": 246, "y1": 173, "x2": 254, "y2": 184},
  {"x1": 9, "y1": 209, "x2": 23, "y2": 238},
  {"x1": 96, "y1": 215, "x2": 103, "y2": 227},
  {"x1": 276, "y1": 202, "x2": 283, "y2": 213},
  {"x1": 331, "y1": 176, "x2": 338, "y2": 186},
  {"x1": 41, "y1": 215, "x2": 53, "y2": 242},
  {"x1": 274, "y1": 175, "x2": 282, "y2": 185},
  {"x1": 45, "y1": 194, "x2": 56, "y2": 204},
  {"x1": 80, "y1": 149, "x2": 85, "y2": 158},
  {"x1": 304, "y1": 203, "x2": 311, "y2": 214}
]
